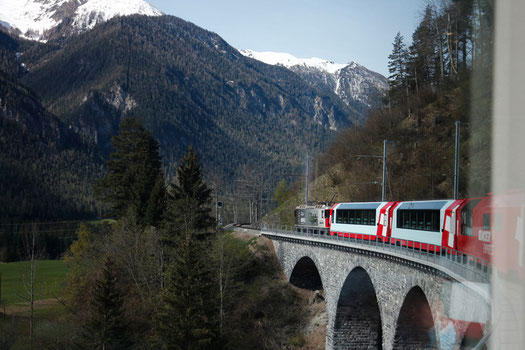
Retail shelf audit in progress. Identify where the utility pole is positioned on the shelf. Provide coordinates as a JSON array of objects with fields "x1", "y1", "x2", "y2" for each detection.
[
  {"x1": 382, "y1": 140, "x2": 388, "y2": 202},
  {"x1": 356, "y1": 139, "x2": 392, "y2": 201},
  {"x1": 454, "y1": 121, "x2": 460, "y2": 199},
  {"x1": 305, "y1": 154, "x2": 310, "y2": 205}
]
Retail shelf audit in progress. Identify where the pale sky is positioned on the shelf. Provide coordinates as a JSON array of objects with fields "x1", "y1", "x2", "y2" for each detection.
[{"x1": 147, "y1": 0, "x2": 424, "y2": 77}]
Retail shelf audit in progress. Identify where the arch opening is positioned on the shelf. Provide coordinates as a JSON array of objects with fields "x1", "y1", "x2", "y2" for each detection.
[
  {"x1": 393, "y1": 286, "x2": 436, "y2": 350},
  {"x1": 289, "y1": 256, "x2": 323, "y2": 290},
  {"x1": 333, "y1": 267, "x2": 382, "y2": 349},
  {"x1": 289, "y1": 256, "x2": 326, "y2": 348}
]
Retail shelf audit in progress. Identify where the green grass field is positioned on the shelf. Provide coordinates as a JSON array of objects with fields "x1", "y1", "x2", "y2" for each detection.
[{"x1": 0, "y1": 260, "x2": 67, "y2": 305}]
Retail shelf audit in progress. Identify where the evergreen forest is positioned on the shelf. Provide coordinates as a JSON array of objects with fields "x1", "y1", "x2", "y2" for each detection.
[{"x1": 1, "y1": 120, "x2": 312, "y2": 349}]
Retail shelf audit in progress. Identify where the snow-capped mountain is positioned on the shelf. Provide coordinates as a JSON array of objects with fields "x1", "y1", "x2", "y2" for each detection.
[
  {"x1": 239, "y1": 50, "x2": 348, "y2": 74},
  {"x1": 240, "y1": 49, "x2": 387, "y2": 114},
  {"x1": 0, "y1": 0, "x2": 162, "y2": 41}
]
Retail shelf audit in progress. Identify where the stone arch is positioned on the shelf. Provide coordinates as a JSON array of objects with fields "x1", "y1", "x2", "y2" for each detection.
[
  {"x1": 459, "y1": 322, "x2": 484, "y2": 349},
  {"x1": 333, "y1": 266, "x2": 382, "y2": 349},
  {"x1": 289, "y1": 256, "x2": 324, "y2": 290},
  {"x1": 288, "y1": 253, "x2": 327, "y2": 349},
  {"x1": 393, "y1": 286, "x2": 436, "y2": 349}
]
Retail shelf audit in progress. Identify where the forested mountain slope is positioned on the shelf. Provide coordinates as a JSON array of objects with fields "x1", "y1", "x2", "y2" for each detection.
[
  {"x1": 19, "y1": 15, "x2": 360, "y2": 181},
  {"x1": 240, "y1": 49, "x2": 388, "y2": 117},
  {"x1": 0, "y1": 30, "x2": 103, "y2": 222}
]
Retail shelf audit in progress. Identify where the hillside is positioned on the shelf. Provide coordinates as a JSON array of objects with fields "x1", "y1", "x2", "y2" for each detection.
[
  {"x1": 18, "y1": 15, "x2": 360, "y2": 182},
  {"x1": 266, "y1": 1, "x2": 493, "y2": 226},
  {"x1": 0, "y1": 30, "x2": 103, "y2": 222},
  {"x1": 240, "y1": 49, "x2": 387, "y2": 117}
]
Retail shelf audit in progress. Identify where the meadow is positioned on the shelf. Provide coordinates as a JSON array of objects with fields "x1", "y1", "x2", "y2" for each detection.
[{"x1": 0, "y1": 260, "x2": 67, "y2": 306}]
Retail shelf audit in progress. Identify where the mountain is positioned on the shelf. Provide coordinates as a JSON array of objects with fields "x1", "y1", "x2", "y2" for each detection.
[
  {"x1": 0, "y1": 30, "x2": 103, "y2": 222},
  {"x1": 0, "y1": 0, "x2": 162, "y2": 41},
  {"x1": 17, "y1": 15, "x2": 360, "y2": 185},
  {"x1": 240, "y1": 50, "x2": 388, "y2": 116}
]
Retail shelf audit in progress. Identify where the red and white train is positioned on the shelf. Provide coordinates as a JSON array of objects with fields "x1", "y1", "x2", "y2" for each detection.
[{"x1": 294, "y1": 192, "x2": 525, "y2": 274}]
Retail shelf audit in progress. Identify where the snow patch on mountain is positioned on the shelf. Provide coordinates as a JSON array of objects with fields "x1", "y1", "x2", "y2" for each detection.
[
  {"x1": 0, "y1": 0, "x2": 66, "y2": 40},
  {"x1": 73, "y1": 0, "x2": 162, "y2": 31},
  {"x1": 240, "y1": 49, "x2": 347, "y2": 74},
  {"x1": 0, "y1": 0, "x2": 162, "y2": 41},
  {"x1": 240, "y1": 49, "x2": 387, "y2": 112}
]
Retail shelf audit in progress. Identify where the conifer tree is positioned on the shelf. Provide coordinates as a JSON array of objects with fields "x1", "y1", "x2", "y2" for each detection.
[
  {"x1": 83, "y1": 256, "x2": 132, "y2": 349},
  {"x1": 388, "y1": 32, "x2": 409, "y2": 101},
  {"x1": 164, "y1": 146, "x2": 214, "y2": 240},
  {"x1": 94, "y1": 117, "x2": 166, "y2": 227},
  {"x1": 154, "y1": 232, "x2": 218, "y2": 350},
  {"x1": 409, "y1": 5, "x2": 437, "y2": 87},
  {"x1": 154, "y1": 146, "x2": 218, "y2": 348}
]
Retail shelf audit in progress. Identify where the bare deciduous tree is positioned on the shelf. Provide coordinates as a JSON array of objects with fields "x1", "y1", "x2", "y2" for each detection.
[{"x1": 21, "y1": 223, "x2": 44, "y2": 350}]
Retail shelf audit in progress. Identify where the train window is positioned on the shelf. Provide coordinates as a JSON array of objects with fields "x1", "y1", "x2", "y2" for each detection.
[
  {"x1": 356, "y1": 211, "x2": 362, "y2": 225},
  {"x1": 461, "y1": 209, "x2": 473, "y2": 236},
  {"x1": 335, "y1": 209, "x2": 376, "y2": 225},
  {"x1": 483, "y1": 214, "x2": 491, "y2": 230},
  {"x1": 424, "y1": 211, "x2": 432, "y2": 231},
  {"x1": 325, "y1": 210, "x2": 330, "y2": 220},
  {"x1": 460, "y1": 199, "x2": 480, "y2": 236},
  {"x1": 397, "y1": 210, "x2": 440, "y2": 232},
  {"x1": 403, "y1": 211, "x2": 410, "y2": 227}
]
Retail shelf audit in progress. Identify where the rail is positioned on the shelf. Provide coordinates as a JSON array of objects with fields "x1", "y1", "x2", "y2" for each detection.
[{"x1": 261, "y1": 224, "x2": 491, "y2": 283}]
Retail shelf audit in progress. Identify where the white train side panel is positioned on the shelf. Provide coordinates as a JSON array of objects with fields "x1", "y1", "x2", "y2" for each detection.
[
  {"x1": 330, "y1": 202, "x2": 388, "y2": 238},
  {"x1": 391, "y1": 200, "x2": 456, "y2": 248}
]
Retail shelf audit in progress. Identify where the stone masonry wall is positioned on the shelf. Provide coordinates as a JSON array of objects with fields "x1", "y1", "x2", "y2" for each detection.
[{"x1": 269, "y1": 237, "x2": 490, "y2": 350}]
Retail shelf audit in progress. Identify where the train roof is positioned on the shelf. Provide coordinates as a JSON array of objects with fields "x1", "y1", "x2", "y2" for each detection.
[
  {"x1": 296, "y1": 204, "x2": 329, "y2": 209},
  {"x1": 397, "y1": 200, "x2": 453, "y2": 210},
  {"x1": 335, "y1": 202, "x2": 383, "y2": 210},
  {"x1": 333, "y1": 200, "x2": 462, "y2": 211}
]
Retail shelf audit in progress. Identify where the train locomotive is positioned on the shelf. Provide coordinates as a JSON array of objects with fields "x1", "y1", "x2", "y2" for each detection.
[
  {"x1": 295, "y1": 192, "x2": 525, "y2": 274},
  {"x1": 294, "y1": 204, "x2": 331, "y2": 235}
]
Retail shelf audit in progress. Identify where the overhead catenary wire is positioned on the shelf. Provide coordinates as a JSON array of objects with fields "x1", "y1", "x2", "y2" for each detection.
[{"x1": 0, "y1": 220, "x2": 96, "y2": 226}]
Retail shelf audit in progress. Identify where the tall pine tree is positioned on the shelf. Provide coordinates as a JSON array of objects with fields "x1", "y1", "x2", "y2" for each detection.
[
  {"x1": 164, "y1": 146, "x2": 214, "y2": 240},
  {"x1": 155, "y1": 147, "x2": 218, "y2": 349},
  {"x1": 388, "y1": 32, "x2": 409, "y2": 104},
  {"x1": 154, "y1": 233, "x2": 218, "y2": 349},
  {"x1": 95, "y1": 117, "x2": 166, "y2": 227},
  {"x1": 83, "y1": 256, "x2": 132, "y2": 349},
  {"x1": 409, "y1": 5, "x2": 438, "y2": 87}
]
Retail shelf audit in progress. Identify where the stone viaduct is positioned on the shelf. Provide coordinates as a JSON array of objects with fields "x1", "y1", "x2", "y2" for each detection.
[{"x1": 263, "y1": 230, "x2": 491, "y2": 350}]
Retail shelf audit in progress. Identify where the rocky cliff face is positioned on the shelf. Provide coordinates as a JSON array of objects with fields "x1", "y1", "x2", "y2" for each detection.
[{"x1": 240, "y1": 50, "x2": 387, "y2": 117}]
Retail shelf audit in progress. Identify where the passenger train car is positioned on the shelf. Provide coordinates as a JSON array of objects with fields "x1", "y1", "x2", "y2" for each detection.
[{"x1": 295, "y1": 193, "x2": 525, "y2": 274}]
